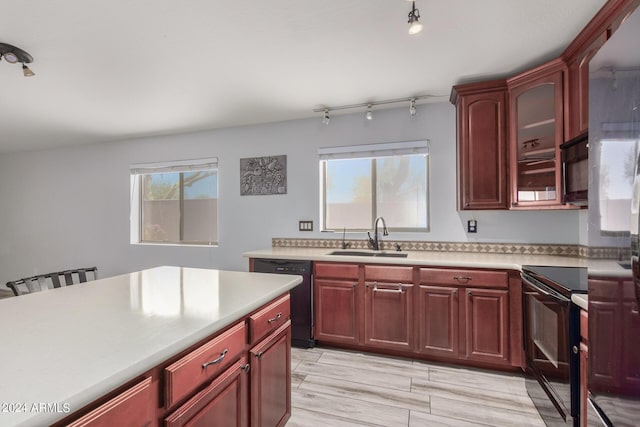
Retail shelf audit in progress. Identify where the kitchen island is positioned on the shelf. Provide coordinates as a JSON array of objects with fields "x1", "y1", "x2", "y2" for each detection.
[{"x1": 0, "y1": 266, "x2": 301, "y2": 427}]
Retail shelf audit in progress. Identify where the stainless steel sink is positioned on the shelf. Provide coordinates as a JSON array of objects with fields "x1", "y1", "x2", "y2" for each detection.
[{"x1": 327, "y1": 250, "x2": 408, "y2": 258}]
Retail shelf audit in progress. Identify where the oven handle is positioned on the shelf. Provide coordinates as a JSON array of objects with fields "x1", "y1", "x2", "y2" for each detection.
[{"x1": 521, "y1": 273, "x2": 570, "y2": 303}]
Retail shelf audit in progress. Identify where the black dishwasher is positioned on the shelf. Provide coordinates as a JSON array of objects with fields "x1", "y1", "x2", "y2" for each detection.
[{"x1": 252, "y1": 259, "x2": 314, "y2": 348}]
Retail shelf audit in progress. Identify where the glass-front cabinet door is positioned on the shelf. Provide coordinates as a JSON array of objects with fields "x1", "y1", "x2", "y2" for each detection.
[{"x1": 509, "y1": 70, "x2": 564, "y2": 208}]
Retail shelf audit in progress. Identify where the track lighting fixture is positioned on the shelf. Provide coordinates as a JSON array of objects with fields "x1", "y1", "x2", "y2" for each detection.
[
  {"x1": 0, "y1": 42, "x2": 35, "y2": 77},
  {"x1": 322, "y1": 109, "x2": 330, "y2": 125},
  {"x1": 314, "y1": 94, "x2": 435, "y2": 124},
  {"x1": 407, "y1": 2, "x2": 424, "y2": 35}
]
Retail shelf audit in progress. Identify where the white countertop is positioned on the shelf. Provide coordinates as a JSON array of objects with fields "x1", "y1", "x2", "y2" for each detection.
[
  {"x1": 572, "y1": 293, "x2": 588, "y2": 310},
  {"x1": 0, "y1": 266, "x2": 302, "y2": 427},
  {"x1": 243, "y1": 247, "x2": 589, "y2": 270}
]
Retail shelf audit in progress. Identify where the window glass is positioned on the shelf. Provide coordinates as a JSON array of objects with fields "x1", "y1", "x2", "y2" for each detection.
[
  {"x1": 322, "y1": 149, "x2": 428, "y2": 232},
  {"x1": 132, "y1": 160, "x2": 218, "y2": 246}
]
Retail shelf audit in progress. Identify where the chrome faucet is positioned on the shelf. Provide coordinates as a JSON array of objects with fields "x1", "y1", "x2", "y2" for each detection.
[{"x1": 368, "y1": 217, "x2": 388, "y2": 251}]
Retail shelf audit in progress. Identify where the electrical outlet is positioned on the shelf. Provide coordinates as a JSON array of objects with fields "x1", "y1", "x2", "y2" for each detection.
[
  {"x1": 467, "y1": 220, "x2": 477, "y2": 233},
  {"x1": 299, "y1": 220, "x2": 313, "y2": 231}
]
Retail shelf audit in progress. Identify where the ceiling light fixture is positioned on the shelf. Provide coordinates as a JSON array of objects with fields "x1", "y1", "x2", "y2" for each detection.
[
  {"x1": 0, "y1": 42, "x2": 35, "y2": 77},
  {"x1": 409, "y1": 98, "x2": 417, "y2": 117},
  {"x1": 314, "y1": 94, "x2": 436, "y2": 124},
  {"x1": 322, "y1": 109, "x2": 330, "y2": 125},
  {"x1": 408, "y1": 2, "x2": 424, "y2": 35}
]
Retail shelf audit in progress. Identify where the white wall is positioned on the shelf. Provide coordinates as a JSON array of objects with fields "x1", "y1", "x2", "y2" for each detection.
[{"x1": 0, "y1": 102, "x2": 581, "y2": 283}]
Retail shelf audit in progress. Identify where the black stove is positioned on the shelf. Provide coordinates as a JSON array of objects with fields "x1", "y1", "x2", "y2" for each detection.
[{"x1": 521, "y1": 265, "x2": 588, "y2": 296}]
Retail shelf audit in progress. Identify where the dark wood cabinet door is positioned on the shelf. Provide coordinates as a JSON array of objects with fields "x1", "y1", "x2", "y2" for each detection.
[
  {"x1": 452, "y1": 82, "x2": 508, "y2": 210},
  {"x1": 508, "y1": 63, "x2": 565, "y2": 208},
  {"x1": 250, "y1": 321, "x2": 291, "y2": 427},
  {"x1": 464, "y1": 288, "x2": 509, "y2": 364},
  {"x1": 417, "y1": 285, "x2": 459, "y2": 358},
  {"x1": 363, "y1": 281, "x2": 414, "y2": 351},
  {"x1": 314, "y1": 278, "x2": 359, "y2": 344},
  {"x1": 165, "y1": 359, "x2": 249, "y2": 427}
]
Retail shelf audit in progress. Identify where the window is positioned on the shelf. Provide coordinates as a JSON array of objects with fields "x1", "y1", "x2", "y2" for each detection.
[
  {"x1": 599, "y1": 138, "x2": 638, "y2": 234},
  {"x1": 130, "y1": 158, "x2": 218, "y2": 246},
  {"x1": 320, "y1": 141, "x2": 429, "y2": 231}
]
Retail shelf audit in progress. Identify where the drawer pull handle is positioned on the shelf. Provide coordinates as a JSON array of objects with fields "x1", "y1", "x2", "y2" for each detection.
[
  {"x1": 267, "y1": 312, "x2": 282, "y2": 324},
  {"x1": 454, "y1": 276, "x2": 472, "y2": 283},
  {"x1": 202, "y1": 349, "x2": 228, "y2": 369},
  {"x1": 241, "y1": 364, "x2": 251, "y2": 373},
  {"x1": 256, "y1": 351, "x2": 264, "y2": 360},
  {"x1": 372, "y1": 282, "x2": 404, "y2": 294}
]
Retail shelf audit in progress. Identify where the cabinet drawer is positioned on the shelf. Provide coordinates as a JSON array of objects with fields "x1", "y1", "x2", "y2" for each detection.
[
  {"x1": 249, "y1": 294, "x2": 291, "y2": 345},
  {"x1": 364, "y1": 265, "x2": 413, "y2": 282},
  {"x1": 419, "y1": 268, "x2": 508, "y2": 289},
  {"x1": 314, "y1": 262, "x2": 359, "y2": 279},
  {"x1": 580, "y1": 309, "x2": 588, "y2": 342},
  {"x1": 66, "y1": 377, "x2": 153, "y2": 427},
  {"x1": 164, "y1": 321, "x2": 246, "y2": 409}
]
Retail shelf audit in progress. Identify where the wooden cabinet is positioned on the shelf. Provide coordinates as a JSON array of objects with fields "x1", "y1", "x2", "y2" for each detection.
[
  {"x1": 451, "y1": 80, "x2": 509, "y2": 210},
  {"x1": 579, "y1": 309, "x2": 589, "y2": 427},
  {"x1": 165, "y1": 359, "x2": 249, "y2": 427},
  {"x1": 508, "y1": 59, "x2": 566, "y2": 208},
  {"x1": 164, "y1": 321, "x2": 246, "y2": 409},
  {"x1": 66, "y1": 377, "x2": 154, "y2": 427},
  {"x1": 314, "y1": 263, "x2": 360, "y2": 345},
  {"x1": 463, "y1": 288, "x2": 509, "y2": 364},
  {"x1": 418, "y1": 268, "x2": 510, "y2": 366},
  {"x1": 417, "y1": 285, "x2": 459, "y2": 358},
  {"x1": 363, "y1": 265, "x2": 414, "y2": 351},
  {"x1": 566, "y1": 33, "x2": 607, "y2": 140},
  {"x1": 249, "y1": 321, "x2": 292, "y2": 427},
  {"x1": 57, "y1": 293, "x2": 293, "y2": 427}
]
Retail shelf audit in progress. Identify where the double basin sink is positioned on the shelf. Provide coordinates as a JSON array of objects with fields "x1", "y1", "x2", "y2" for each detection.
[{"x1": 328, "y1": 250, "x2": 408, "y2": 258}]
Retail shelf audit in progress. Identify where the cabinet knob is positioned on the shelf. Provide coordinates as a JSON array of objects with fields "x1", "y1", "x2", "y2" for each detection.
[
  {"x1": 453, "y1": 289, "x2": 458, "y2": 296},
  {"x1": 573, "y1": 345, "x2": 579, "y2": 354},
  {"x1": 241, "y1": 364, "x2": 251, "y2": 373},
  {"x1": 467, "y1": 290, "x2": 472, "y2": 296}
]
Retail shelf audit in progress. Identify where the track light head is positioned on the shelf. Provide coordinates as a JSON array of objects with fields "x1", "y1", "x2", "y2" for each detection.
[
  {"x1": 409, "y1": 98, "x2": 417, "y2": 117},
  {"x1": 322, "y1": 109, "x2": 330, "y2": 125},
  {"x1": 408, "y1": 2, "x2": 424, "y2": 35},
  {"x1": 22, "y1": 63, "x2": 35, "y2": 77}
]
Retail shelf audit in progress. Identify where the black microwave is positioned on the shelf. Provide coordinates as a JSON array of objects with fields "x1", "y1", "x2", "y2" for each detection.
[{"x1": 560, "y1": 131, "x2": 588, "y2": 206}]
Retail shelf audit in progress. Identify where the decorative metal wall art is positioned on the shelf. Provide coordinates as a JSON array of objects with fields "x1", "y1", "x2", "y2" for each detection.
[{"x1": 240, "y1": 155, "x2": 287, "y2": 195}]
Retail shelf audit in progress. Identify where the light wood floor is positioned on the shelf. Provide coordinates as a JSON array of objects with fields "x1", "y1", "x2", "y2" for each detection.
[{"x1": 288, "y1": 346, "x2": 545, "y2": 427}]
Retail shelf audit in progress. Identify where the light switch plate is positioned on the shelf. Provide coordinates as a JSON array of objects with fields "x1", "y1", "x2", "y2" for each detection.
[{"x1": 299, "y1": 220, "x2": 313, "y2": 231}]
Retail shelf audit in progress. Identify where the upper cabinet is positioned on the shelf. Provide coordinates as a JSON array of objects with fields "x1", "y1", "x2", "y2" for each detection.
[
  {"x1": 508, "y1": 60, "x2": 566, "y2": 208},
  {"x1": 451, "y1": 0, "x2": 640, "y2": 211},
  {"x1": 451, "y1": 81, "x2": 508, "y2": 210}
]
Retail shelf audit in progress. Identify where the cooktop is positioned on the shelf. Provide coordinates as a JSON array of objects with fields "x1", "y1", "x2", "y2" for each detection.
[{"x1": 521, "y1": 265, "x2": 588, "y2": 294}]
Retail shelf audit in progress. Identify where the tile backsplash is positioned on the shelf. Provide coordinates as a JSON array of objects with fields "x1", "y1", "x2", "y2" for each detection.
[{"x1": 272, "y1": 238, "x2": 628, "y2": 260}]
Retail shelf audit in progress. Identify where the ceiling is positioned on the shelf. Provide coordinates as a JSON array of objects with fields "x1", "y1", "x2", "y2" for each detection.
[{"x1": 1, "y1": 0, "x2": 606, "y2": 153}]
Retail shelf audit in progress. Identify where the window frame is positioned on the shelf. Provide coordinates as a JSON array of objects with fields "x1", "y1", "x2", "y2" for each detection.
[
  {"x1": 130, "y1": 158, "x2": 219, "y2": 247},
  {"x1": 319, "y1": 141, "x2": 430, "y2": 233}
]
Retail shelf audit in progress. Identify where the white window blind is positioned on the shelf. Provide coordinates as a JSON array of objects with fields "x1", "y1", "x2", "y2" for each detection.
[
  {"x1": 130, "y1": 157, "x2": 218, "y2": 175},
  {"x1": 318, "y1": 140, "x2": 429, "y2": 160}
]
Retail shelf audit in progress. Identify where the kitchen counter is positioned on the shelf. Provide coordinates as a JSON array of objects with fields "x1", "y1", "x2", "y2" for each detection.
[
  {"x1": 0, "y1": 266, "x2": 302, "y2": 427},
  {"x1": 572, "y1": 293, "x2": 588, "y2": 310},
  {"x1": 243, "y1": 247, "x2": 589, "y2": 270}
]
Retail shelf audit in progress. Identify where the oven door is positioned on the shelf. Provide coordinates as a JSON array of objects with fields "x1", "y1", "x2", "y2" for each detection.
[{"x1": 523, "y1": 273, "x2": 576, "y2": 425}]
